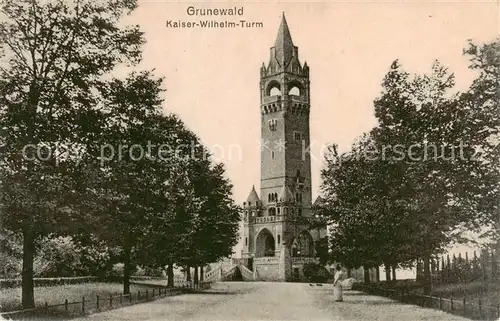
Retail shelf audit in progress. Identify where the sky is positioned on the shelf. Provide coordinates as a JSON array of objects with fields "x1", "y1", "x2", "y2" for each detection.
[{"x1": 120, "y1": 0, "x2": 498, "y2": 258}]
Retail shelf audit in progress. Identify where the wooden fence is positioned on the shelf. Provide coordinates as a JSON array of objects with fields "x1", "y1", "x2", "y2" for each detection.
[
  {"x1": 415, "y1": 248, "x2": 499, "y2": 284},
  {"x1": 0, "y1": 281, "x2": 212, "y2": 320},
  {"x1": 353, "y1": 246, "x2": 500, "y2": 320},
  {"x1": 354, "y1": 282, "x2": 500, "y2": 321}
]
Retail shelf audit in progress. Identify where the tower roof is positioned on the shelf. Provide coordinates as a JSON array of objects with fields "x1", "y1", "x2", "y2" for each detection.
[
  {"x1": 246, "y1": 185, "x2": 260, "y2": 204},
  {"x1": 273, "y1": 13, "x2": 295, "y2": 68},
  {"x1": 278, "y1": 184, "x2": 295, "y2": 203}
]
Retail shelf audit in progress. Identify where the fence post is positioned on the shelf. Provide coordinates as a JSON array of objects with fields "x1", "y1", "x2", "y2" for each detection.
[
  {"x1": 45, "y1": 302, "x2": 48, "y2": 315},
  {"x1": 152, "y1": 289, "x2": 155, "y2": 297},
  {"x1": 138, "y1": 290, "x2": 141, "y2": 300},
  {"x1": 478, "y1": 298, "x2": 481, "y2": 318},
  {"x1": 463, "y1": 296, "x2": 466, "y2": 315},
  {"x1": 82, "y1": 296, "x2": 85, "y2": 314},
  {"x1": 65, "y1": 298, "x2": 68, "y2": 312},
  {"x1": 439, "y1": 296, "x2": 442, "y2": 310},
  {"x1": 146, "y1": 289, "x2": 148, "y2": 299},
  {"x1": 109, "y1": 293, "x2": 112, "y2": 307},
  {"x1": 120, "y1": 293, "x2": 123, "y2": 304},
  {"x1": 96, "y1": 295, "x2": 100, "y2": 310},
  {"x1": 451, "y1": 293, "x2": 454, "y2": 312}
]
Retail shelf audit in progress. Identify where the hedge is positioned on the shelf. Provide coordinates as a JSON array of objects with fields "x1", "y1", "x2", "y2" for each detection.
[
  {"x1": 0, "y1": 276, "x2": 98, "y2": 288},
  {"x1": 0, "y1": 275, "x2": 167, "y2": 288}
]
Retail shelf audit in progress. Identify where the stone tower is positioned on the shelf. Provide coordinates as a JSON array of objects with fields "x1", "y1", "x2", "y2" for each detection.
[{"x1": 241, "y1": 14, "x2": 325, "y2": 281}]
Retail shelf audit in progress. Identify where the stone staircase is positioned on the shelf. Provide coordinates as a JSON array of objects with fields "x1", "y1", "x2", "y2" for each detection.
[
  {"x1": 204, "y1": 261, "x2": 256, "y2": 282},
  {"x1": 221, "y1": 265, "x2": 239, "y2": 281},
  {"x1": 204, "y1": 265, "x2": 223, "y2": 282},
  {"x1": 238, "y1": 264, "x2": 255, "y2": 281}
]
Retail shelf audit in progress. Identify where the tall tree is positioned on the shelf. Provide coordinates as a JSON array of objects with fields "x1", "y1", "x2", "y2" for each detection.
[
  {"x1": 458, "y1": 38, "x2": 500, "y2": 239},
  {"x1": 173, "y1": 154, "x2": 241, "y2": 281},
  {"x1": 319, "y1": 52, "x2": 498, "y2": 292},
  {"x1": 191, "y1": 163, "x2": 241, "y2": 270},
  {"x1": 0, "y1": 0, "x2": 143, "y2": 307},
  {"x1": 80, "y1": 71, "x2": 169, "y2": 294},
  {"x1": 134, "y1": 115, "x2": 203, "y2": 287}
]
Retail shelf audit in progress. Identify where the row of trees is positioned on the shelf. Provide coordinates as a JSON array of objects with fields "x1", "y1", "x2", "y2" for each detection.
[
  {"x1": 0, "y1": 0, "x2": 240, "y2": 309},
  {"x1": 314, "y1": 38, "x2": 499, "y2": 293}
]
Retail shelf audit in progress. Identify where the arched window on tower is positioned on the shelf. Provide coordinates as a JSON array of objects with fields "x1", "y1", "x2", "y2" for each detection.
[
  {"x1": 266, "y1": 80, "x2": 281, "y2": 97},
  {"x1": 288, "y1": 86, "x2": 300, "y2": 96},
  {"x1": 270, "y1": 87, "x2": 281, "y2": 96}
]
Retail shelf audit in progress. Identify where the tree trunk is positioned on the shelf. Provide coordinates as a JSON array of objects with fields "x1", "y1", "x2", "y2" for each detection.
[
  {"x1": 423, "y1": 255, "x2": 432, "y2": 295},
  {"x1": 391, "y1": 265, "x2": 397, "y2": 281},
  {"x1": 22, "y1": 225, "x2": 35, "y2": 309},
  {"x1": 384, "y1": 263, "x2": 391, "y2": 281},
  {"x1": 22, "y1": 87, "x2": 40, "y2": 310},
  {"x1": 123, "y1": 245, "x2": 132, "y2": 295},
  {"x1": 347, "y1": 268, "x2": 352, "y2": 278},
  {"x1": 363, "y1": 265, "x2": 370, "y2": 284},
  {"x1": 375, "y1": 266, "x2": 380, "y2": 282},
  {"x1": 186, "y1": 266, "x2": 191, "y2": 282},
  {"x1": 200, "y1": 266, "x2": 204, "y2": 282},
  {"x1": 194, "y1": 266, "x2": 199, "y2": 284},
  {"x1": 416, "y1": 259, "x2": 421, "y2": 282},
  {"x1": 167, "y1": 264, "x2": 174, "y2": 287}
]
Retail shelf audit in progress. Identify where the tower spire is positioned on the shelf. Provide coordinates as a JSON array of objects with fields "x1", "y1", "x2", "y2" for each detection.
[{"x1": 274, "y1": 13, "x2": 294, "y2": 68}]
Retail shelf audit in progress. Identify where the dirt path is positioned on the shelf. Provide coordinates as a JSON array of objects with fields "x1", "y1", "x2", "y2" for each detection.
[{"x1": 73, "y1": 282, "x2": 471, "y2": 321}]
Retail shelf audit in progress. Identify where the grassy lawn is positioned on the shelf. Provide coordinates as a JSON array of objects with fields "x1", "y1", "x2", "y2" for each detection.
[
  {"x1": 0, "y1": 282, "x2": 183, "y2": 319},
  {"x1": 372, "y1": 279, "x2": 499, "y2": 304},
  {"x1": 429, "y1": 281, "x2": 500, "y2": 315},
  {"x1": 432, "y1": 281, "x2": 499, "y2": 302}
]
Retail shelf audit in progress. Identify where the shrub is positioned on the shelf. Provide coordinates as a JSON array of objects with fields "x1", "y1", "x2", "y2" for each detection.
[
  {"x1": 34, "y1": 236, "x2": 82, "y2": 277},
  {"x1": 0, "y1": 276, "x2": 98, "y2": 288},
  {"x1": 302, "y1": 263, "x2": 331, "y2": 283}
]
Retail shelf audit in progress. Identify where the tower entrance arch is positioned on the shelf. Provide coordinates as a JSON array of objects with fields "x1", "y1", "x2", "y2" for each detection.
[{"x1": 255, "y1": 228, "x2": 275, "y2": 257}]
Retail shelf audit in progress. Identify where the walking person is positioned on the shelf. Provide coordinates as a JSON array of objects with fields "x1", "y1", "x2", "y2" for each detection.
[{"x1": 333, "y1": 264, "x2": 345, "y2": 302}]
